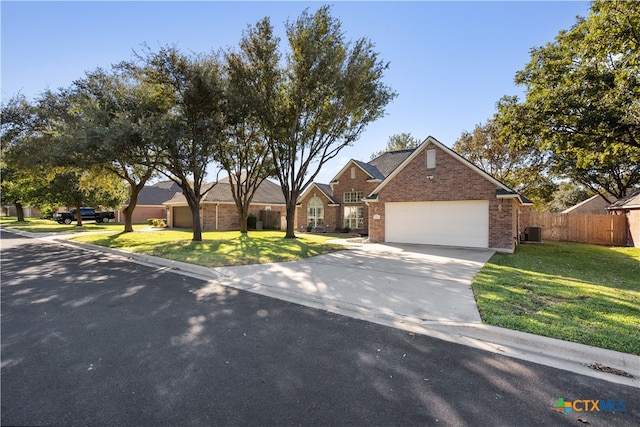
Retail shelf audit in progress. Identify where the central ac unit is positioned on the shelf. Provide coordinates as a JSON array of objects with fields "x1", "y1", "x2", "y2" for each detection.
[{"x1": 525, "y1": 226, "x2": 542, "y2": 243}]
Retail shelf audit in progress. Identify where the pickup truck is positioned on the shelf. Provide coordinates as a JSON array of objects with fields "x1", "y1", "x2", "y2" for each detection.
[{"x1": 53, "y1": 208, "x2": 116, "y2": 224}]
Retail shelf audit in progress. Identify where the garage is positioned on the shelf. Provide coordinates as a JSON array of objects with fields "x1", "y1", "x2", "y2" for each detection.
[
  {"x1": 172, "y1": 206, "x2": 193, "y2": 229},
  {"x1": 385, "y1": 200, "x2": 489, "y2": 248}
]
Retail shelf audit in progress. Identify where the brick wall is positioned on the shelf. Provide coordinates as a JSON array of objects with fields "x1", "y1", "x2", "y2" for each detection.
[
  {"x1": 297, "y1": 189, "x2": 339, "y2": 232},
  {"x1": 201, "y1": 203, "x2": 287, "y2": 231}
]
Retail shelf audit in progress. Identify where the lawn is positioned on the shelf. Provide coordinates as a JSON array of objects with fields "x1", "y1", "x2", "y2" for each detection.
[
  {"x1": 71, "y1": 229, "x2": 346, "y2": 267},
  {"x1": 0, "y1": 217, "x2": 137, "y2": 233},
  {"x1": 472, "y1": 241, "x2": 640, "y2": 354}
]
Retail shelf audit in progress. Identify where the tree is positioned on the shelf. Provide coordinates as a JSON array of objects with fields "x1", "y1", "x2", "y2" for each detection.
[
  {"x1": 1, "y1": 95, "x2": 45, "y2": 221},
  {"x1": 370, "y1": 133, "x2": 421, "y2": 159},
  {"x1": 547, "y1": 182, "x2": 590, "y2": 212},
  {"x1": 453, "y1": 119, "x2": 556, "y2": 208},
  {"x1": 72, "y1": 66, "x2": 170, "y2": 232},
  {"x1": 501, "y1": 0, "x2": 640, "y2": 200},
  {"x1": 219, "y1": 18, "x2": 280, "y2": 234},
  {"x1": 133, "y1": 47, "x2": 226, "y2": 241},
  {"x1": 266, "y1": 6, "x2": 396, "y2": 238}
]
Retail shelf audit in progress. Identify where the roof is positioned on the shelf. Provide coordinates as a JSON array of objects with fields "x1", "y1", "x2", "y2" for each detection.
[
  {"x1": 367, "y1": 136, "x2": 525, "y2": 203},
  {"x1": 164, "y1": 178, "x2": 285, "y2": 205},
  {"x1": 561, "y1": 194, "x2": 613, "y2": 214},
  {"x1": 368, "y1": 149, "x2": 415, "y2": 178},
  {"x1": 298, "y1": 182, "x2": 341, "y2": 205},
  {"x1": 123, "y1": 181, "x2": 180, "y2": 206},
  {"x1": 607, "y1": 189, "x2": 640, "y2": 210}
]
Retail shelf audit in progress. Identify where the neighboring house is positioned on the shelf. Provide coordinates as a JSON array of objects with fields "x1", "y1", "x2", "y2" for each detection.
[
  {"x1": 606, "y1": 189, "x2": 640, "y2": 247},
  {"x1": 561, "y1": 194, "x2": 616, "y2": 215},
  {"x1": 164, "y1": 177, "x2": 287, "y2": 231},
  {"x1": 117, "y1": 181, "x2": 181, "y2": 223},
  {"x1": 297, "y1": 136, "x2": 532, "y2": 253},
  {"x1": 2, "y1": 205, "x2": 41, "y2": 218}
]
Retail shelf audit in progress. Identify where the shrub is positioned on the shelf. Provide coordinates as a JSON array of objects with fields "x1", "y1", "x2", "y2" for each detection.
[
  {"x1": 247, "y1": 213, "x2": 257, "y2": 230},
  {"x1": 147, "y1": 218, "x2": 155, "y2": 225},
  {"x1": 306, "y1": 225, "x2": 313, "y2": 232}
]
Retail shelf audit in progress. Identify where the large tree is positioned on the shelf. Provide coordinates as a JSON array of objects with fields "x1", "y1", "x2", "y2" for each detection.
[
  {"x1": 218, "y1": 18, "x2": 280, "y2": 234},
  {"x1": 72, "y1": 67, "x2": 171, "y2": 232},
  {"x1": 501, "y1": 0, "x2": 640, "y2": 201},
  {"x1": 369, "y1": 133, "x2": 421, "y2": 160},
  {"x1": 132, "y1": 47, "x2": 226, "y2": 241},
  {"x1": 266, "y1": 6, "x2": 396, "y2": 238},
  {"x1": 453, "y1": 119, "x2": 556, "y2": 208}
]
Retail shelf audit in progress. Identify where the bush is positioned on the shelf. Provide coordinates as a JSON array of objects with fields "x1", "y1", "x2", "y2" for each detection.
[
  {"x1": 147, "y1": 218, "x2": 155, "y2": 225},
  {"x1": 306, "y1": 225, "x2": 313, "y2": 232},
  {"x1": 343, "y1": 227, "x2": 351, "y2": 233},
  {"x1": 247, "y1": 213, "x2": 257, "y2": 230},
  {"x1": 147, "y1": 218, "x2": 166, "y2": 228}
]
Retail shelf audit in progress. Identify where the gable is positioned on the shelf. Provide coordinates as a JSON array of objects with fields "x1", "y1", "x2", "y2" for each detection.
[
  {"x1": 330, "y1": 159, "x2": 383, "y2": 183},
  {"x1": 298, "y1": 183, "x2": 340, "y2": 205},
  {"x1": 368, "y1": 136, "x2": 520, "y2": 201}
]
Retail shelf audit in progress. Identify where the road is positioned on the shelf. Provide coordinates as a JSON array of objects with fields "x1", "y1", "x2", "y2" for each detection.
[{"x1": 1, "y1": 230, "x2": 638, "y2": 426}]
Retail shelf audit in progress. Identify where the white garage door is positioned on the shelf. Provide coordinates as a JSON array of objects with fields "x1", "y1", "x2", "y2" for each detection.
[{"x1": 385, "y1": 200, "x2": 489, "y2": 248}]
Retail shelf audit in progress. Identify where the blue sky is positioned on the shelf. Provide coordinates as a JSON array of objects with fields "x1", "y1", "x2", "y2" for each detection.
[{"x1": 1, "y1": 1, "x2": 591, "y2": 184}]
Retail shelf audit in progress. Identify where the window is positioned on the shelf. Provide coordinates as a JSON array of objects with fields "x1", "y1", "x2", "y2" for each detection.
[
  {"x1": 426, "y1": 149, "x2": 436, "y2": 169},
  {"x1": 307, "y1": 197, "x2": 324, "y2": 228},
  {"x1": 343, "y1": 191, "x2": 363, "y2": 203},
  {"x1": 344, "y1": 206, "x2": 364, "y2": 229}
]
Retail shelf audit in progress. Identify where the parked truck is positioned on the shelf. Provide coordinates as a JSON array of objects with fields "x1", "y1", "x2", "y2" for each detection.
[{"x1": 53, "y1": 207, "x2": 116, "y2": 224}]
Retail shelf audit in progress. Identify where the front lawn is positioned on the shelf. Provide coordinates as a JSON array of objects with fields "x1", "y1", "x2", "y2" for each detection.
[
  {"x1": 71, "y1": 229, "x2": 346, "y2": 267},
  {"x1": 472, "y1": 241, "x2": 640, "y2": 354},
  {"x1": 0, "y1": 217, "x2": 133, "y2": 233}
]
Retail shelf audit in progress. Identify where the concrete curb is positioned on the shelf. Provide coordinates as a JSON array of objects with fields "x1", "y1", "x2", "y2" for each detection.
[{"x1": 3, "y1": 226, "x2": 638, "y2": 388}]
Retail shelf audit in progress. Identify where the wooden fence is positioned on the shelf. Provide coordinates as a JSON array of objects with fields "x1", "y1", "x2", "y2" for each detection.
[
  {"x1": 528, "y1": 211, "x2": 627, "y2": 246},
  {"x1": 259, "y1": 210, "x2": 281, "y2": 230}
]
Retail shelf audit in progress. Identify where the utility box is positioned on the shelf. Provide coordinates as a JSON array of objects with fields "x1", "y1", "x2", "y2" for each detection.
[{"x1": 524, "y1": 226, "x2": 542, "y2": 243}]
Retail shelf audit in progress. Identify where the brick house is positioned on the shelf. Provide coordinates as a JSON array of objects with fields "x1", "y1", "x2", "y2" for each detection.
[
  {"x1": 606, "y1": 189, "x2": 640, "y2": 247},
  {"x1": 297, "y1": 136, "x2": 532, "y2": 253},
  {"x1": 164, "y1": 177, "x2": 286, "y2": 231},
  {"x1": 117, "y1": 180, "x2": 181, "y2": 223}
]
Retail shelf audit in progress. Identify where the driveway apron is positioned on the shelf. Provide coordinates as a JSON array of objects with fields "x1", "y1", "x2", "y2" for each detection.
[{"x1": 212, "y1": 243, "x2": 494, "y2": 325}]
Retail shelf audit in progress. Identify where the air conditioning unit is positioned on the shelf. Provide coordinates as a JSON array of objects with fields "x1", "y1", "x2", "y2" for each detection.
[{"x1": 524, "y1": 226, "x2": 542, "y2": 243}]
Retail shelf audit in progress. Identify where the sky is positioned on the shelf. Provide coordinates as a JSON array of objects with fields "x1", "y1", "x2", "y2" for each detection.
[{"x1": 1, "y1": 1, "x2": 591, "y2": 185}]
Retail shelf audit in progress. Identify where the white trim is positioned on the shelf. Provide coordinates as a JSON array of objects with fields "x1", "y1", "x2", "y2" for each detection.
[{"x1": 330, "y1": 159, "x2": 377, "y2": 183}]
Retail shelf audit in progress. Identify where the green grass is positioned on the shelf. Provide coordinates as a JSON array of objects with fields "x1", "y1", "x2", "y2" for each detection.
[
  {"x1": 472, "y1": 241, "x2": 640, "y2": 354},
  {"x1": 71, "y1": 229, "x2": 345, "y2": 267},
  {"x1": 0, "y1": 217, "x2": 137, "y2": 233}
]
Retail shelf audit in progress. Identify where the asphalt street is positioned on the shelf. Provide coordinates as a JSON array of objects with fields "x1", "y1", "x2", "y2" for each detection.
[{"x1": 1, "y1": 230, "x2": 639, "y2": 426}]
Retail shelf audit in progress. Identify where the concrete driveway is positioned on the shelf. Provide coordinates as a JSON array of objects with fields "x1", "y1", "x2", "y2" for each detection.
[{"x1": 210, "y1": 242, "x2": 495, "y2": 325}]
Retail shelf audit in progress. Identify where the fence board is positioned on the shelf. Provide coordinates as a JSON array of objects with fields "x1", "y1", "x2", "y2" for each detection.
[{"x1": 528, "y1": 212, "x2": 627, "y2": 246}]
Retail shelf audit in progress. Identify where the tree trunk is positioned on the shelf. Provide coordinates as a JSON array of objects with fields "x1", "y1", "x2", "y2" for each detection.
[
  {"x1": 191, "y1": 205, "x2": 202, "y2": 241},
  {"x1": 75, "y1": 203, "x2": 83, "y2": 227},
  {"x1": 15, "y1": 202, "x2": 25, "y2": 222},
  {"x1": 284, "y1": 200, "x2": 296, "y2": 239},
  {"x1": 238, "y1": 204, "x2": 249, "y2": 234},
  {"x1": 123, "y1": 185, "x2": 144, "y2": 233}
]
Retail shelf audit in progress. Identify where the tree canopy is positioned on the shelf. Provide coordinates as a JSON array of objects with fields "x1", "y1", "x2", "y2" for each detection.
[
  {"x1": 370, "y1": 133, "x2": 421, "y2": 160},
  {"x1": 497, "y1": 0, "x2": 640, "y2": 201}
]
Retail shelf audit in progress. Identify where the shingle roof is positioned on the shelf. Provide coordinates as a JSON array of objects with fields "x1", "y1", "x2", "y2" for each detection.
[
  {"x1": 165, "y1": 179, "x2": 285, "y2": 205},
  {"x1": 123, "y1": 181, "x2": 180, "y2": 206},
  {"x1": 368, "y1": 149, "x2": 415, "y2": 178},
  {"x1": 353, "y1": 160, "x2": 385, "y2": 181},
  {"x1": 315, "y1": 183, "x2": 341, "y2": 204},
  {"x1": 607, "y1": 189, "x2": 640, "y2": 210}
]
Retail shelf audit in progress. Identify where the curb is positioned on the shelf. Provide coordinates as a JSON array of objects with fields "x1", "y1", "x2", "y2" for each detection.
[{"x1": 3, "y1": 226, "x2": 639, "y2": 388}]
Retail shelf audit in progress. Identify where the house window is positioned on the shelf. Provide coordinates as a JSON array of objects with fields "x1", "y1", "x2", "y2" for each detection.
[
  {"x1": 307, "y1": 197, "x2": 324, "y2": 228},
  {"x1": 344, "y1": 206, "x2": 364, "y2": 229},
  {"x1": 426, "y1": 149, "x2": 436, "y2": 169},
  {"x1": 344, "y1": 191, "x2": 363, "y2": 203}
]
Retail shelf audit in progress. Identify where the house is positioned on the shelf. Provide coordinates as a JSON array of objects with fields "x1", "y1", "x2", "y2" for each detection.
[
  {"x1": 606, "y1": 189, "x2": 640, "y2": 247},
  {"x1": 561, "y1": 194, "x2": 616, "y2": 215},
  {"x1": 164, "y1": 177, "x2": 287, "y2": 231},
  {"x1": 297, "y1": 136, "x2": 532, "y2": 253},
  {"x1": 117, "y1": 181, "x2": 181, "y2": 223}
]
